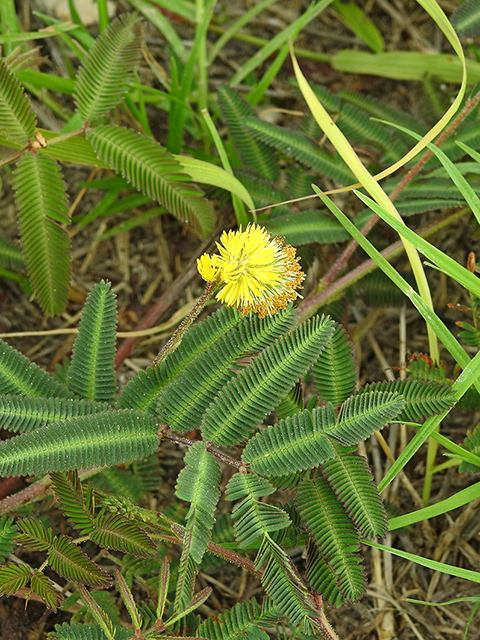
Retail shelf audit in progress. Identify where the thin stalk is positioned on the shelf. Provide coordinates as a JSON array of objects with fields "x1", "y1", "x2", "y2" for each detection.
[{"x1": 151, "y1": 280, "x2": 217, "y2": 366}]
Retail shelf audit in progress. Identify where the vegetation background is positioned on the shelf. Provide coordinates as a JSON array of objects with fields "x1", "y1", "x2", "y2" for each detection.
[{"x1": 1, "y1": 0, "x2": 480, "y2": 639}]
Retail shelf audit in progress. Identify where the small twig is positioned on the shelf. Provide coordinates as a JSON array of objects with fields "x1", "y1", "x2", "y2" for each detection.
[{"x1": 163, "y1": 431, "x2": 244, "y2": 469}]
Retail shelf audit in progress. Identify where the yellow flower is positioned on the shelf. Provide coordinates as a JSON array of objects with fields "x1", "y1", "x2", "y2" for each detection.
[{"x1": 197, "y1": 224, "x2": 305, "y2": 318}]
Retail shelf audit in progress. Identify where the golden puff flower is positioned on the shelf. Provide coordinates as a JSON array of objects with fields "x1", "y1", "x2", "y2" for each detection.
[{"x1": 197, "y1": 224, "x2": 305, "y2": 318}]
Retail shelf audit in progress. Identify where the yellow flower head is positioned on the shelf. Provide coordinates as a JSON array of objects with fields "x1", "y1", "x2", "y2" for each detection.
[{"x1": 197, "y1": 224, "x2": 305, "y2": 318}]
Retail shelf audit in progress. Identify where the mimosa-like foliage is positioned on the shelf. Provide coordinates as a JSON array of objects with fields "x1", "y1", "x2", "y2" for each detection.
[{"x1": 0, "y1": 279, "x2": 457, "y2": 632}]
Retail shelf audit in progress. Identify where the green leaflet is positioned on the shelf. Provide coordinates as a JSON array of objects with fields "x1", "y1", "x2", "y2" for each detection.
[
  {"x1": 311, "y1": 322, "x2": 357, "y2": 408},
  {"x1": 49, "y1": 623, "x2": 135, "y2": 640},
  {"x1": 296, "y1": 477, "x2": 367, "y2": 602},
  {"x1": 0, "y1": 516, "x2": 17, "y2": 563},
  {"x1": 158, "y1": 305, "x2": 296, "y2": 433},
  {"x1": 264, "y1": 211, "x2": 350, "y2": 246},
  {"x1": 0, "y1": 56, "x2": 36, "y2": 145},
  {"x1": 86, "y1": 124, "x2": 215, "y2": 238},
  {"x1": 355, "y1": 380, "x2": 457, "y2": 424},
  {"x1": 332, "y1": 390, "x2": 405, "y2": 445},
  {"x1": 197, "y1": 598, "x2": 272, "y2": 640},
  {"x1": 242, "y1": 406, "x2": 336, "y2": 477},
  {"x1": 243, "y1": 117, "x2": 355, "y2": 184},
  {"x1": 0, "y1": 395, "x2": 112, "y2": 433},
  {"x1": 255, "y1": 537, "x2": 319, "y2": 632},
  {"x1": 305, "y1": 541, "x2": 344, "y2": 608},
  {"x1": 201, "y1": 315, "x2": 335, "y2": 446},
  {"x1": 0, "y1": 338, "x2": 69, "y2": 398},
  {"x1": 74, "y1": 13, "x2": 143, "y2": 123},
  {"x1": 175, "y1": 442, "x2": 221, "y2": 563},
  {"x1": 12, "y1": 151, "x2": 70, "y2": 315},
  {"x1": 89, "y1": 512, "x2": 157, "y2": 558},
  {"x1": 15, "y1": 518, "x2": 110, "y2": 587},
  {"x1": 118, "y1": 306, "x2": 246, "y2": 413},
  {"x1": 67, "y1": 281, "x2": 117, "y2": 403},
  {"x1": 218, "y1": 86, "x2": 279, "y2": 182},
  {"x1": 0, "y1": 409, "x2": 160, "y2": 476},
  {"x1": 321, "y1": 444, "x2": 388, "y2": 538},
  {"x1": 226, "y1": 474, "x2": 290, "y2": 548}
]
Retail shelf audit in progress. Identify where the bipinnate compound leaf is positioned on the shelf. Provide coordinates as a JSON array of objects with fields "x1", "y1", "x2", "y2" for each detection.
[
  {"x1": 226, "y1": 474, "x2": 290, "y2": 548},
  {"x1": 74, "y1": 13, "x2": 143, "y2": 122},
  {"x1": 0, "y1": 516, "x2": 17, "y2": 563},
  {"x1": 311, "y1": 323, "x2": 356, "y2": 407},
  {"x1": 175, "y1": 442, "x2": 221, "y2": 564},
  {"x1": 243, "y1": 406, "x2": 336, "y2": 476},
  {"x1": 0, "y1": 339, "x2": 69, "y2": 399},
  {"x1": 67, "y1": 281, "x2": 117, "y2": 403},
  {"x1": 201, "y1": 315, "x2": 335, "y2": 446},
  {"x1": 158, "y1": 305, "x2": 296, "y2": 433},
  {"x1": 296, "y1": 477, "x2": 367, "y2": 602},
  {"x1": 0, "y1": 395, "x2": 112, "y2": 433},
  {"x1": 0, "y1": 409, "x2": 160, "y2": 476},
  {"x1": 12, "y1": 151, "x2": 70, "y2": 315},
  {"x1": 321, "y1": 445, "x2": 388, "y2": 538},
  {"x1": 332, "y1": 390, "x2": 405, "y2": 445},
  {"x1": 87, "y1": 124, "x2": 215, "y2": 237},
  {"x1": 0, "y1": 57, "x2": 36, "y2": 146}
]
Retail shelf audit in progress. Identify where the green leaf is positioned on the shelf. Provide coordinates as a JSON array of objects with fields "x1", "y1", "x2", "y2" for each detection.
[
  {"x1": 305, "y1": 541, "x2": 344, "y2": 608},
  {"x1": 0, "y1": 395, "x2": 112, "y2": 433},
  {"x1": 255, "y1": 537, "x2": 319, "y2": 632},
  {"x1": 0, "y1": 563, "x2": 31, "y2": 594},
  {"x1": 15, "y1": 517, "x2": 53, "y2": 550},
  {"x1": 321, "y1": 445, "x2": 388, "y2": 538},
  {"x1": 356, "y1": 380, "x2": 457, "y2": 423},
  {"x1": 48, "y1": 535, "x2": 111, "y2": 587},
  {"x1": 332, "y1": 390, "x2": 405, "y2": 445},
  {"x1": 201, "y1": 315, "x2": 335, "y2": 446},
  {"x1": 67, "y1": 281, "x2": 117, "y2": 403},
  {"x1": 50, "y1": 471, "x2": 95, "y2": 535},
  {"x1": 296, "y1": 476, "x2": 367, "y2": 602},
  {"x1": 158, "y1": 305, "x2": 296, "y2": 433},
  {"x1": 243, "y1": 117, "x2": 355, "y2": 184},
  {"x1": 451, "y1": 0, "x2": 480, "y2": 38},
  {"x1": 12, "y1": 151, "x2": 70, "y2": 315},
  {"x1": 0, "y1": 339, "x2": 69, "y2": 398},
  {"x1": 90, "y1": 512, "x2": 157, "y2": 557},
  {"x1": 118, "y1": 306, "x2": 246, "y2": 413},
  {"x1": 218, "y1": 86, "x2": 279, "y2": 182},
  {"x1": 0, "y1": 516, "x2": 17, "y2": 563},
  {"x1": 311, "y1": 322, "x2": 357, "y2": 408},
  {"x1": 197, "y1": 598, "x2": 273, "y2": 640},
  {"x1": 242, "y1": 406, "x2": 336, "y2": 476},
  {"x1": 0, "y1": 409, "x2": 160, "y2": 476},
  {"x1": 332, "y1": 1, "x2": 384, "y2": 53},
  {"x1": 264, "y1": 211, "x2": 350, "y2": 246},
  {"x1": 87, "y1": 124, "x2": 215, "y2": 237},
  {"x1": 226, "y1": 474, "x2": 290, "y2": 547},
  {"x1": 74, "y1": 13, "x2": 143, "y2": 122},
  {"x1": 30, "y1": 570, "x2": 65, "y2": 611},
  {"x1": 175, "y1": 442, "x2": 221, "y2": 564},
  {"x1": 0, "y1": 56, "x2": 36, "y2": 145},
  {"x1": 49, "y1": 622, "x2": 135, "y2": 640}
]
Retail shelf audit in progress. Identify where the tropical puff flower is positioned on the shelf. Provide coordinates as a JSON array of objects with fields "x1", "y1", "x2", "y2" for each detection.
[{"x1": 197, "y1": 224, "x2": 305, "y2": 318}]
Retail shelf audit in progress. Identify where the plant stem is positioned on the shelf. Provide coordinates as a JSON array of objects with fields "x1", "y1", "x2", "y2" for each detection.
[{"x1": 151, "y1": 280, "x2": 217, "y2": 367}]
